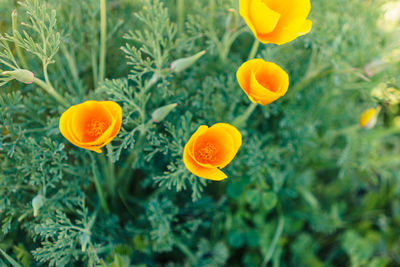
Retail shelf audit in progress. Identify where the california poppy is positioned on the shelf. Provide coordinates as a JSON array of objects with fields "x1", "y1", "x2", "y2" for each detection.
[
  {"x1": 239, "y1": 0, "x2": 312, "y2": 45},
  {"x1": 237, "y1": 59, "x2": 289, "y2": 105},
  {"x1": 183, "y1": 123, "x2": 242, "y2": 180},
  {"x1": 59, "y1": 100, "x2": 122, "y2": 153}
]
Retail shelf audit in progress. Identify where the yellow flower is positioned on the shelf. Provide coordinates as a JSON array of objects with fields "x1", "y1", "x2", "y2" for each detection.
[
  {"x1": 236, "y1": 59, "x2": 289, "y2": 105},
  {"x1": 183, "y1": 123, "x2": 242, "y2": 181},
  {"x1": 59, "y1": 100, "x2": 122, "y2": 153},
  {"x1": 359, "y1": 108, "x2": 378, "y2": 129},
  {"x1": 239, "y1": 0, "x2": 312, "y2": 45}
]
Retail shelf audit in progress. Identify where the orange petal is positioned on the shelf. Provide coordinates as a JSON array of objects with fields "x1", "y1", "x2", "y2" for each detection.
[
  {"x1": 59, "y1": 101, "x2": 122, "y2": 153},
  {"x1": 186, "y1": 125, "x2": 209, "y2": 159},
  {"x1": 211, "y1": 123, "x2": 242, "y2": 154},
  {"x1": 102, "y1": 101, "x2": 123, "y2": 137},
  {"x1": 183, "y1": 144, "x2": 228, "y2": 181},
  {"x1": 237, "y1": 58, "x2": 265, "y2": 95},
  {"x1": 259, "y1": 19, "x2": 312, "y2": 45},
  {"x1": 249, "y1": 71, "x2": 282, "y2": 105},
  {"x1": 249, "y1": 0, "x2": 280, "y2": 35},
  {"x1": 71, "y1": 101, "x2": 114, "y2": 143},
  {"x1": 193, "y1": 126, "x2": 235, "y2": 168},
  {"x1": 264, "y1": 0, "x2": 311, "y2": 25}
]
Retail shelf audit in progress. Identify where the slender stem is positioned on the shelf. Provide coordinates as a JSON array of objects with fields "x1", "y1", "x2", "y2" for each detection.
[
  {"x1": 117, "y1": 129, "x2": 147, "y2": 181},
  {"x1": 209, "y1": 0, "x2": 215, "y2": 28},
  {"x1": 91, "y1": 51, "x2": 98, "y2": 86},
  {"x1": 33, "y1": 78, "x2": 69, "y2": 107},
  {"x1": 11, "y1": 10, "x2": 28, "y2": 69},
  {"x1": 61, "y1": 45, "x2": 81, "y2": 94},
  {"x1": 99, "y1": 0, "x2": 107, "y2": 83},
  {"x1": 232, "y1": 102, "x2": 257, "y2": 128},
  {"x1": 262, "y1": 204, "x2": 285, "y2": 267},
  {"x1": 289, "y1": 68, "x2": 334, "y2": 97},
  {"x1": 177, "y1": 0, "x2": 184, "y2": 35},
  {"x1": 98, "y1": 153, "x2": 115, "y2": 198},
  {"x1": 90, "y1": 153, "x2": 109, "y2": 213},
  {"x1": 174, "y1": 239, "x2": 196, "y2": 263},
  {"x1": 247, "y1": 39, "x2": 260, "y2": 60}
]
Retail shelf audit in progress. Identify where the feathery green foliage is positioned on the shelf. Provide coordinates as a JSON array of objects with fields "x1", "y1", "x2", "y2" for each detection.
[{"x1": 1, "y1": 0, "x2": 400, "y2": 266}]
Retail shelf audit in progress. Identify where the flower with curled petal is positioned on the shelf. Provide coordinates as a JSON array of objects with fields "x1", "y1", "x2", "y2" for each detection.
[
  {"x1": 59, "y1": 100, "x2": 122, "y2": 153},
  {"x1": 183, "y1": 123, "x2": 242, "y2": 180},
  {"x1": 239, "y1": 0, "x2": 312, "y2": 45}
]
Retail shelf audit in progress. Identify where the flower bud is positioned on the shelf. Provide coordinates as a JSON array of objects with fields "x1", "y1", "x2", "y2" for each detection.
[
  {"x1": 32, "y1": 194, "x2": 45, "y2": 217},
  {"x1": 1, "y1": 69, "x2": 35, "y2": 84},
  {"x1": 359, "y1": 108, "x2": 379, "y2": 129},
  {"x1": 152, "y1": 103, "x2": 178, "y2": 123},
  {"x1": 79, "y1": 233, "x2": 91, "y2": 252},
  {"x1": 170, "y1": 50, "x2": 206, "y2": 73},
  {"x1": 225, "y1": 8, "x2": 238, "y2": 32}
]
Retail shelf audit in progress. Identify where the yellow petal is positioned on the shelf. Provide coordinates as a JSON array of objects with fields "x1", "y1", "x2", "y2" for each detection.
[
  {"x1": 183, "y1": 144, "x2": 228, "y2": 181},
  {"x1": 193, "y1": 126, "x2": 235, "y2": 168},
  {"x1": 249, "y1": 0, "x2": 280, "y2": 35},
  {"x1": 211, "y1": 123, "x2": 242, "y2": 153},
  {"x1": 260, "y1": 19, "x2": 312, "y2": 45}
]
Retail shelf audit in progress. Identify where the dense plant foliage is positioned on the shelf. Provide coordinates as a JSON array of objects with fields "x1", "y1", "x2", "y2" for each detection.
[{"x1": 1, "y1": 0, "x2": 400, "y2": 266}]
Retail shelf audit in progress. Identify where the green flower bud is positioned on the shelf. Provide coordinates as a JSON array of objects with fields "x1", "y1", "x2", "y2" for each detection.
[
  {"x1": 170, "y1": 50, "x2": 206, "y2": 73},
  {"x1": 79, "y1": 233, "x2": 91, "y2": 252},
  {"x1": 2, "y1": 69, "x2": 35, "y2": 84},
  {"x1": 32, "y1": 194, "x2": 45, "y2": 217},
  {"x1": 152, "y1": 103, "x2": 178, "y2": 123}
]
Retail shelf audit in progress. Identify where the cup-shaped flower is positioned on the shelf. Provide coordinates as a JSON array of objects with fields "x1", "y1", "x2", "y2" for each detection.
[
  {"x1": 59, "y1": 100, "x2": 122, "y2": 153},
  {"x1": 359, "y1": 108, "x2": 378, "y2": 129},
  {"x1": 183, "y1": 123, "x2": 242, "y2": 181},
  {"x1": 239, "y1": 0, "x2": 312, "y2": 45},
  {"x1": 237, "y1": 59, "x2": 289, "y2": 105}
]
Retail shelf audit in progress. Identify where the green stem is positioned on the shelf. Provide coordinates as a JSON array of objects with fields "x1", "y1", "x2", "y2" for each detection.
[
  {"x1": 209, "y1": 0, "x2": 215, "y2": 28},
  {"x1": 177, "y1": 0, "x2": 184, "y2": 35},
  {"x1": 99, "y1": 0, "x2": 107, "y2": 83},
  {"x1": 61, "y1": 45, "x2": 80, "y2": 89},
  {"x1": 262, "y1": 204, "x2": 285, "y2": 267},
  {"x1": 33, "y1": 78, "x2": 69, "y2": 107},
  {"x1": 174, "y1": 239, "x2": 196, "y2": 263},
  {"x1": 11, "y1": 10, "x2": 28, "y2": 69},
  {"x1": 117, "y1": 128, "x2": 147, "y2": 181},
  {"x1": 289, "y1": 68, "x2": 334, "y2": 97},
  {"x1": 90, "y1": 153, "x2": 109, "y2": 213},
  {"x1": 98, "y1": 153, "x2": 115, "y2": 199},
  {"x1": 91, "y1": 50, "x2": 99, "y2": 86},
  {"x1": 247, "y1": 39, "x2": 260, "y2": 60},
  {"x1": 232, "y1": 102, "x2": 257, "y2": 128}
]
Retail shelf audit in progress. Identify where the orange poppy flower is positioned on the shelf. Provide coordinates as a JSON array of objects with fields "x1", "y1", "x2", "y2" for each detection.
[
  {"x1": 183, "y1": 123, "x2": 242, "y2": 181},
  {"x1": 239, "y1": 0, "x2": 312, "y2": 45},
  {"x1": 59, "y1": 100, "x2": 122, "y2": 153},
  {"x1": 236, "y1": 59, "x2": 289, "y2": 105}
]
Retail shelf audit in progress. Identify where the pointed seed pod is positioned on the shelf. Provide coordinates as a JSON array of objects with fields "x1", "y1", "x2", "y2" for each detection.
[
  {"x1": 170, "y1": 50, "x2": 206, "y2": 73},
  {"x1": 32, "y1": 194, "x2": 45, "y2": 217},
  {"x1": 2, "y1": 69, "x2": 35, "y2": 84},
  {"x1": 152, "y1": 103, "x2": 178, "y2": 123}
]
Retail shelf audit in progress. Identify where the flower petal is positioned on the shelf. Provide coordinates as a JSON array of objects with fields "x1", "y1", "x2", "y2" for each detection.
[
  {"x1": 183, "y1": 144, "x2": 228, "y2": 181},
  {"x1": 193, "y1": 126, "x2": 235, "y2": 168},
  {"x1": 249, "y1": 0, "x2": 280, "y2": 35},
  {"x1": 211, "y1": 123, "x2": 242, "y2": 154}
]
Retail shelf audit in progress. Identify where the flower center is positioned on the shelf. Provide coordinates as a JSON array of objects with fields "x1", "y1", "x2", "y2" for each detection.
[
  {"x1": 87, "y1": 119, "x2": 108, "y2": 138},
  {"x1": 196, "y1": 142, "x2": 218, "y2": 163}
]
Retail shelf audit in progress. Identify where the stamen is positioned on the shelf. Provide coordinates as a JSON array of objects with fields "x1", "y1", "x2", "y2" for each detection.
[
  {"x1": 197, "y1": 142, "x2": 217, "y2": 163},
  {"x1": 87, "y1": 119, "x2": 108, "y2": 137}
]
